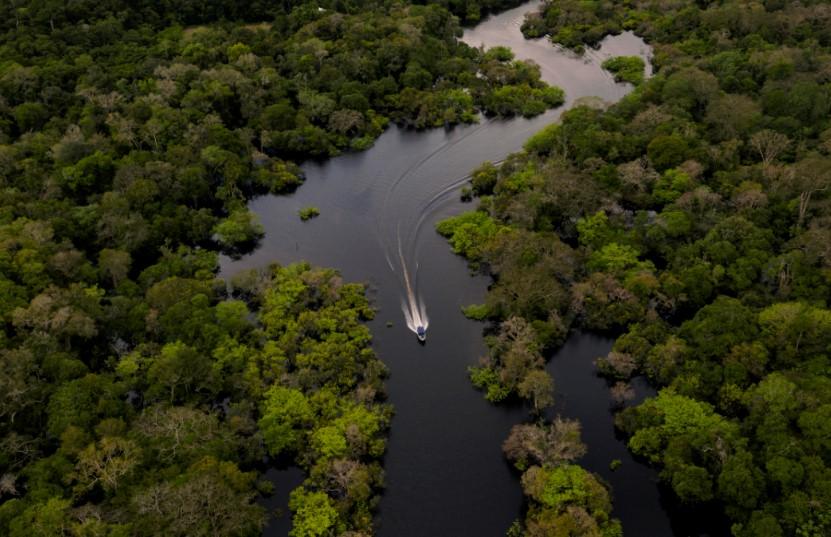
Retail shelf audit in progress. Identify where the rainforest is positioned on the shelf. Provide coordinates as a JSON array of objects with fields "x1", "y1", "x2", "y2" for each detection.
[{"x1": 0, "y1": 1, "x2": 829, "y2": 537}]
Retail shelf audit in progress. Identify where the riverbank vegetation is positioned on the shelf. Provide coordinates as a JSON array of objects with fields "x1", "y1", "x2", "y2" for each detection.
[
  {"x1": 443, "y1": 1, "x2": 831, "y2": 535},
  {"x1": 601, "y1": 56, "x2": 645, "y2": 86},
  {"x1": 503, "y1": 418, "x2": 622, "y2": 537},
  {"x1": 0, "y1": 0, "x2": 570, "y2": 534}
]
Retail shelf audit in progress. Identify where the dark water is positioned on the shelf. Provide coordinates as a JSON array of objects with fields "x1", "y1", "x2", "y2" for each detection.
[
  {"x1": 546, "y1": 335, "x2": 730, "y2": 537},
  {"x1": 221, "y1": 2, "x2": 723, "y2": 536}
]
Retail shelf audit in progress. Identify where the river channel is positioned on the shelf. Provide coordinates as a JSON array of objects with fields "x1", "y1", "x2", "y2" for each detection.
[{"x1": 221, "y1": 2, "x2": 726, "y2": 535}]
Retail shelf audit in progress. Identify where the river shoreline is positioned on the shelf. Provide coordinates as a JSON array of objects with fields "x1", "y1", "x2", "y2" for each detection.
[{"x1": 220, "y1": 3, "x2": 698, "y2": 535}]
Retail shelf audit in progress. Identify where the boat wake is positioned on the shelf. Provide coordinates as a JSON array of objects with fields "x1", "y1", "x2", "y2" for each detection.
[
  {"x1": 397, "y1": 228, "x2": 429, "y2": 339},
  {"x1": 380, "y1": 122, "x2": 492, "y2": 341}
]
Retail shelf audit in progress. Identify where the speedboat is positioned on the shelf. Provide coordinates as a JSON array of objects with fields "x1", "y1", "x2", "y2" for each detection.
[{"x1": 416, "y1": 326, "x2": 426, "y2": 342}]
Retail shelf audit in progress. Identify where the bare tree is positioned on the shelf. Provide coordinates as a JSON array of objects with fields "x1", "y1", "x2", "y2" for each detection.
[
  {"x1": 518, "y1": 370, "x2": 555, "y2": 414},
  {"x1": 750, "y1": 129, "x2": 790, "y2": 171},
  {"x1": 503, "y1": 418, "x2": 587, "y2": 468},
  {"x1": 0, "y1": 474, "x2": 18, "y2": 496},
  {"x1": 610, "y1": 381, "x2": 635, "y2": 408},
  {"x1": 785, "y1": 157, "x2": 831, "y2": 228}
]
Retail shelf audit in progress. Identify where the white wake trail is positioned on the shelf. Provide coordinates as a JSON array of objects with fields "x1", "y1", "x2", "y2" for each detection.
[{"x1": 397, "y1": 227, "x2": 428, "y2": 335}]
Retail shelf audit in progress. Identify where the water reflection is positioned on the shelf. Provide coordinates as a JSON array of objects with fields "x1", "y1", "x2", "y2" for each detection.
[{"x1": 218, "y1": 2, "x2": 704, "y2": 535}]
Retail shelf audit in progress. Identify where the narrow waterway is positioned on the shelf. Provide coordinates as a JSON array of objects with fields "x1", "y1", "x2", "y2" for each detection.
[{"x1": 220, "y1": 2, "x2": 723, "y2": 535}]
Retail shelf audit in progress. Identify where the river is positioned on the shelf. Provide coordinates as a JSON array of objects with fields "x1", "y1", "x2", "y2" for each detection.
[{"x1": 220, "y1": 2, "x2": 726, "y2": 535}]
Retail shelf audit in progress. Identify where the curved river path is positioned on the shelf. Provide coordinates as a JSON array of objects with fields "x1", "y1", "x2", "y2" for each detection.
[{"x1": 222, "y1": 2, "x2": 727, "y2": 536}]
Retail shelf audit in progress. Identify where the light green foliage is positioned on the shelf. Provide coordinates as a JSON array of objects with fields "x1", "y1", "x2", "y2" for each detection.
[
  {"x1": 8, "y1": 497, "x2": 73, "y2": 537},
  {"x1": 619, "y1": 390, "x2": 751, "y2": 505},
  {"x1": 524, "y1": 464, "x2": 594, "y2": 508},
  {"x1": 3, "y1": 256, "x2": 385, "y2": 537},
  {"x1": 462, "y1": 303, "x2": 490, "y2": 320},
  {"x1": 317, "y1": 404, "x2": 387, "y2": 460},
  {"x1": 255, "y1": 160, "x2": 304, "y2": 193},
  {"x1": 652, "y1": 169, "x2": 692, "y2": 204},
  {"x1": 259, "y1": 264, "x2": 310, "y2": 334},
  {"x1": 577, "y1": 211, "x2": 615, "y2": 250},
  {"x1": 524, "y1": 123, "x2": 564, "y2": 156},
  {"x1": 482, "y1": 84, "x2": 565, "y2": 117},
  {"x1": 656, "y1": 209, "x2": 692, "y2": 238},
  {"x1": 214, "y1": 299, "x2": 251, "y2": 336},
  {"x1": 758, "y1": 302, "x2": 831, "y2": 367},
  {"x1": 587, "y1": 243, "x2": 646, "y2": 274},
  {"x1": 147, "y1": 341, "x2": 215, "y2": 402},
  {"x1": 213, "y1": 209, "x2": 264, "y2": 249},
  {"x1": 469, "y1": 366, "x2": 511, "y2": 403},
  {"x1": 628, "y1": 391, "x2": 730, "y2": 443},
  {"x1": 602, "y1": 56, "x2": 646, "y2": 85},
  {"x1": 495, "y1": 162, "x2": 541, "y2": 195},
  {"x1": 485, "y1": 46, "x2": 515, "y2": 62},
  {"x1": 289, "y1": 489, "x2": 340, "y2": 537},
  {"x1": 259, "y1": 386, "x2": 314, "y2": 456},
  {"x1": 246, "y1": 264, "x2": 387, "y2": 533},
  {"x1": 520, "y1": 463, "x2": 621, "y2": 536},
  {"x1": 470, "y1": 161, "x2": 499, "y2": 195},
  {"x1": 436, "y1": 210, "x2": 507, "y2": 262},
  {"x1": 311, "y1": 426, "x2": 348, "y2": 460},
  {"x1": 298, "y1": 206, "x2": 320, "y2": 221}
]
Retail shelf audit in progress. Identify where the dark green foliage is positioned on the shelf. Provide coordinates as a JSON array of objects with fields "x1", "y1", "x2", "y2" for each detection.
[
  {"x1": 442, "y1": 0, "x2": 831, "y2": 534},
  {"x1": 521, "y1": 0, "x2": 623, "y2": 49},
  {"x1": 0, "y1": 1, "x2": 488, "y2": 533}
]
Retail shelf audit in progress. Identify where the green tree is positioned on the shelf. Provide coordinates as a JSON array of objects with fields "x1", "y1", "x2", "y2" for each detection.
[
  {"x1": 518, "y1": 370, "x2": 555, "y2": 414},
  {"x1": 602, "y1": 56, "x2": 645, "y2": 85},
  {"x1": 289, "y1": 489, "x2": 340, "y2": 537},
  {"x1": 147, "y1": 341, "x2": 215, "y2": 403},
  {"x1": 8, "y1": 497, "x2": 72, "y2": 537},
  {"x1": 647, "y1": 135, "x2": 690, "y2": 171},
  {"x1": 258, "y1": 386, "x2": 314, "y2": 456},
  {"x1": 213, "y1": 209, "x2": 263, "y2": 249}
]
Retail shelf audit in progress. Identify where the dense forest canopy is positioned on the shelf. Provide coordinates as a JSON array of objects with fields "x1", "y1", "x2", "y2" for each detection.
[
  {"x1": 4, "y1": 0, "x2": 831, "y2": 535},
  {"x1": 1, "y1": 0, "x2": 527, "y2": 30},
  {"x1": 441, "y1": 0, "x2": 831, "y2": 535},
  {"x1": 0, "y1": 0, "x2": 569, "y2": 535}
]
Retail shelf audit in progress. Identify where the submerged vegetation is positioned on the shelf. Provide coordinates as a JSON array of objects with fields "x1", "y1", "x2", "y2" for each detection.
[
  {"x1": 442, "y1": 0, "x2": 831, "y2": 535},
  {"x1": 298, "y1": 206, "x2": 321, "y2": 221}
]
